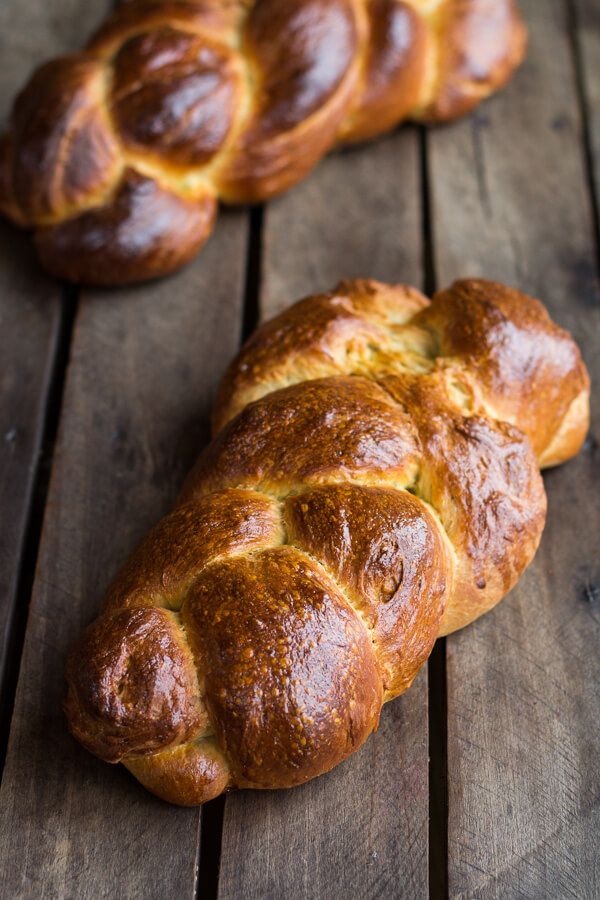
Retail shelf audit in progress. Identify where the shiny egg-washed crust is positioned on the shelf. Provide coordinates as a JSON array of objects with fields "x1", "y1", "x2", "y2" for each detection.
[
  {"x1": 0, "y1": 0, "x2": 526, "y2": 285},
  {"x1": 65, "y1": 278, "x2": 589, "y2": 806}
]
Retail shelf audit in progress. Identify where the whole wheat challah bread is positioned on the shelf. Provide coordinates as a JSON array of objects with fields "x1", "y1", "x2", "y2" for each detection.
[
  {"x1": 65, "y1": 278, "x2": 589, "y2": 806},
  {"x1": 0, "y1": 1, "x2": 526, "y2": 285}
]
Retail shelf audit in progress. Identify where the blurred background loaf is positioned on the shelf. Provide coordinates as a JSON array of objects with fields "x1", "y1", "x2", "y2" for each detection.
[{"x1": 0, "y1": 0, "x2": 526, "y2": 283}]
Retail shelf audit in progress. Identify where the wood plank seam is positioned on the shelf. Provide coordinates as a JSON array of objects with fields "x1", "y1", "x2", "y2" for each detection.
[
  {"x1": 242, "y1": 206, "x2": 264, "y2": 343},
  {"x1": 420, "y1": 124, "x2": 449, "y2": 900},
  {"x1": 419, "y1": 127, "x2": 437, "y2": 300}
]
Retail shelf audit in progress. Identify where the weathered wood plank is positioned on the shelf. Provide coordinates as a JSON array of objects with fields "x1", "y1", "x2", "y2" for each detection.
[
  {"x1": 218, "y1": 130, "x2": 431, "y2": 900},
  {"x1": 0, "y1": 0, "x2": 110, "y2": 735},
  {"x1": 428, "y1": 0, "x2": 600, "y2": 895},
  {"x1": 0, "y1": 208, "x2": 249, "y2": 897},
  {"x1": 260, "y1": 134, "x2": 425, "y2": 312},
  {"x1": 0, "y1": 228, "x2": 61, "y2": 719}
]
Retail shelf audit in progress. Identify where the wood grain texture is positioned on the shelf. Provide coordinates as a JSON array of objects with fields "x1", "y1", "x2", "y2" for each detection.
[
  {"x1": 0, "y1": 0, "x2": 110, "y2": 728},
  {"x1": 1, "y1": 0, "x2": 599, "y2": 896},
  {"x1": 218, "y1": 129, "x2": 431, "y2": 900},
  {"x1": 428, "y1": 0, "x2": 600, "y2": 895},
  {"x1": 0, "y1": 210, "x2": 249, "y2": 897},
  {"x1": 260, "y1": 132, "x2": 425, "y2": 313},
  {"x1": 0, "y1": 227, "x2": 61, "y2": 709}
]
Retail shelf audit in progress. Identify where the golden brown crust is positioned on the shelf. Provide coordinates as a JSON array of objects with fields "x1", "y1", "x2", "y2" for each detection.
[
  {"x1": 87, "y1": 1, "x2": 244, "y2": 57},
  {"x1": 212, "y1": 280, "x2": 431, "y2": 432},
  {"x1": 215, "y1": 0, "x2": 364, "y2": 203},
  {"x1": 378, "y1": 373, "x2": 547, "y2": 634},
  {"x1": 285, "y1": 483, "x2": 449, "y2": 697},
  {"x1": 65, "y1": 278, "x2": 589, "y2": 805},
  {"x1": 414, "y1": 0, "x2": 528, "y2": 122},
  {"x1": 34, "y1": 170, "x2": 216, "y2": 285},
  {"x1": 185, "y1": 376, "x2": 420, "y2": 498},
  {"x1": 339, "y1": 0, "x2": 429, "y2": 143},
  {"x1": 103, "y1": 489, "x2": 283, "y2": 611},
  {"x1": 6, "y1": 57, "x2": 121, "y2": 223},
  {"x1": 416, "y1": 279, "x2": 590, "y2": 458},
  {"x1": 183, "y1": 547, "x2": 382, "y2": 787},
  {"x1": 216, "y1": 278, "x2": 590, "y2": 468},
  {"x1": 0, "y1": 0, "x2": 527, "y2": 284},
  {"x1": 125, "y1": 738, "x2": 232, "y2": 806},
  {"x1": 110, "y1": 27, "x2": 243, "y2": 168},
  {"x1": 65, "y1": 607, "x2": 205, "y2": 762}
]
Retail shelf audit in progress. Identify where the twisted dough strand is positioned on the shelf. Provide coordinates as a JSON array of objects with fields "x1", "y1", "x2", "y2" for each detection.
[
  {"x1": 65, "y1": 278, "x2": 589, "y2": 805},
  {"x1": 0, "y1": 0, "x2": 526, "y2": 284}
]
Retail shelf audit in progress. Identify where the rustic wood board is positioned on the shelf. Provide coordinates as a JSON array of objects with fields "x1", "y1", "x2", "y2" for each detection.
[
  {"x1": 217, "y1": 129, "x2": 433, "y2": 900},
  {"x1": 0, "y1": 226, "x2": 61, "y2": 716},
  {"x1": 428, "y1": 0, "x2": 600, "y2": 895},
  {"x1": 0, "y1": 0, "x2": 599, "y2": 895},
  {"x1": 0, "y1": 209, "x2": 249, "y2": 896}
]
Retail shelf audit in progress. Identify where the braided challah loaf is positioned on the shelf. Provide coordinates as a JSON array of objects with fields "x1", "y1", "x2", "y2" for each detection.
[
  {"x1": 65, "y1": 278, "x2": 589, "y2": 806},
  {"x1": 0, "y1": 0, "x2": 526, "y2": 285}
]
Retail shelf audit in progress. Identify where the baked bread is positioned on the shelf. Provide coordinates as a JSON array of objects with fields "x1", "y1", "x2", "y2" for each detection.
[
  {"x1": 0, "y1": 0, "x2": 526, "y2": 285},
  {"x1": 65, "y1": 278, "x2": 589, "y2": 806}
]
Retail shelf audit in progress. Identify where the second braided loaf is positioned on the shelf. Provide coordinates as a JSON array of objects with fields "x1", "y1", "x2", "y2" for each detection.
[
  {"x1": 64, "y1": 278, "x2": 589, "y2": 806},
  {"x1": 0, "y1": 1, "x2": 527, "y2": 284}
]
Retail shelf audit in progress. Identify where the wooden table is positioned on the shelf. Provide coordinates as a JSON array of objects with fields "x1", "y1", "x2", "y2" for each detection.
[{"x1": 0, "y1": 2, "x2": 598, "y2": 897}]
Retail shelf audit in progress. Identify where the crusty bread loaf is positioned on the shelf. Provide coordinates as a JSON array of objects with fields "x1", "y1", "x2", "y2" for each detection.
[
  {"x1": 65, "y1": 278, "x2": 589, "y2": 806},
  {"x1": 0, "y1": 1, "x2": 526, "y2": 285}
]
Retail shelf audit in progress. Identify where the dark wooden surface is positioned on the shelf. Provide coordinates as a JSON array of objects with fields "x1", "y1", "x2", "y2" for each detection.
[{"x1": 0, "y1": 2, "x2": 598, "y2": 898}]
